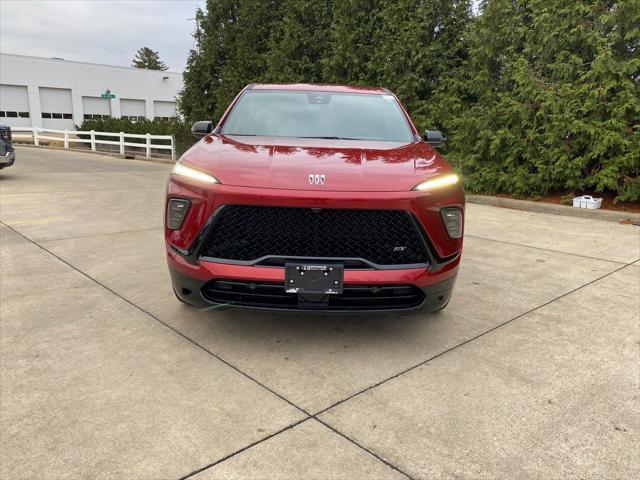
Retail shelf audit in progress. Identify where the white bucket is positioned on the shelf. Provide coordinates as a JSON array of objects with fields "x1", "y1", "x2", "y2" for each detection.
[{"x1": 573, "y1": 195, "x2": 603, "y2": 209}]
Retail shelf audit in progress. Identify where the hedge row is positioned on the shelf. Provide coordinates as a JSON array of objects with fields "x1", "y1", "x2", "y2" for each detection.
[
  {"x1": 77, "y1": 118, "x2": 194, "y2": 156},
  {"x1": 178, "y1": 0, "x2": 639, "y2": 202}
]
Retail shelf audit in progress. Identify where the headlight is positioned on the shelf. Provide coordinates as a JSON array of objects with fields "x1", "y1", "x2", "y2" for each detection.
[
  {"x1": 413, "y1": 173, "x2": 459, "y2": 192},
  {"x1": 171, "y1": 162, "x2": 220, "y2": 184}
]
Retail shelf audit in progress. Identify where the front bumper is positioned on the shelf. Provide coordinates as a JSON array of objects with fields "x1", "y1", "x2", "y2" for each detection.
[
  {"x1": 169, "y1": 263, "x2": 457, "y2": 312},
  {"x1": 165, "y1": 180, "x2": 464, "y2": 312},
  {"x1": 0, "y1": 151, "x2": 15, "y2": 168}
]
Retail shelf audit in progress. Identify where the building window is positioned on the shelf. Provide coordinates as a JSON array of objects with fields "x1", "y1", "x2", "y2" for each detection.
[
  {"x1": 84, "y1": 113, "x2": 110, "y2": 120},
  {"x1": 0, "y1": 111, "x2": 5, "y2": 117},
  {"x1": 19, "y1": 112, "x2": 30, "y2": 118},
  {"x1": 42, "y1": 112, "x2": 72, "y2": 119},
  {"x1": 6, "y1": 111, "x2": 17, "y2": 118}
]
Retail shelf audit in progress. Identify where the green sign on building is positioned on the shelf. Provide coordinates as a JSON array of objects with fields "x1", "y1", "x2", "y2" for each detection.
[{"x1": 100, "y1": 89, "x2": 115, "y2": 99}]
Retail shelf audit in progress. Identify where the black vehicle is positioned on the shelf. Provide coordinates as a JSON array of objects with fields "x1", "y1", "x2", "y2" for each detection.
[{"x1": 0, "y1": 124, "x2": 16, "y2": 170}]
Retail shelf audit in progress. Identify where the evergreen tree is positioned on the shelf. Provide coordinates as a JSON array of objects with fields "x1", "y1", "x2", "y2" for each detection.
[
  {"x1": 323, "y1": 0, "x2": 383, "y2": 85},
  {"x1": 214, "y1": 0, "x2": 282, "y2": 117},
  {"x1": 177, "y1": 0, "x2": 639, "y2": 201},
  {"x1": 178, "y1": 2, "x2": 234, "y2": 123},
  {"x1": 178, "y1": 8, "x2": 210, "y2": 124},
  {"x1": 445, "y1": 0, "x2": 640, "y2": 201},
  {"x1": 371, "y1": 0, "x2": 472, "y2": 129},
  {"x1": 132, "y1": 47, "x2": 168, "y2": 70},
  {"x1": 266, "y1": 0, "x2": 333, "y2": 82}
]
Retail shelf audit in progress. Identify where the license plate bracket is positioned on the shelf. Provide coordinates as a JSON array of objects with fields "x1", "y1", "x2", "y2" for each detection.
[{"x1": 285, "y1": 262, "x2": 344, "y2": 295}]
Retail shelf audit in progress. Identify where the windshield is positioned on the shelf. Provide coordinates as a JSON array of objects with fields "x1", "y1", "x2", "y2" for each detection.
[{"x1": 221, "y1": 90, "x2": 414, "y2": 142}]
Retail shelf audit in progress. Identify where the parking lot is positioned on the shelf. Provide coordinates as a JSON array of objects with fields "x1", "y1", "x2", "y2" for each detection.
[{"x1": 1, "y1": 146, "x2": 638, "y2": 479}]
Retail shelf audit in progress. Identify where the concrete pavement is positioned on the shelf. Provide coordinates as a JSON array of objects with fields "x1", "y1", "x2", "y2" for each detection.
[{"x1": 1, "y1": 147, "x2": 638, "y2": 479}]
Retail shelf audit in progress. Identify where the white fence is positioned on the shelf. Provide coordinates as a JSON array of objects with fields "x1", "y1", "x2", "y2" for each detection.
[{"x1": 11, "y1": 127, "x2": 175, "y2": 161}]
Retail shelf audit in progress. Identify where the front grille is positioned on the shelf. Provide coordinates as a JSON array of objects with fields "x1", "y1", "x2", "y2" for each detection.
[
  {"x1": 0, "y1": 127, "x2": 12, "y2": 146},
  {"x1": 200, "y1": 205, "x2": 428, "y2": 266},
  {"x1": 202, "y1": 280, "x2": 425, "y2": 310}
]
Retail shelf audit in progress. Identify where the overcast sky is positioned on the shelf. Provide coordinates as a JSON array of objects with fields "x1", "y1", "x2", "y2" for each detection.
[
  {"x1": 1, "y1": 0, "x2": 482, "y2": 73},
  {"x1": 0, "y1": 0, "x2": 204, "y2": 72}
]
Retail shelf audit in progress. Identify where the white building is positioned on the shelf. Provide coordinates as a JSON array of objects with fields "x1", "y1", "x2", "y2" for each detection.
[{"x1": 0, "y1": 53, "x2": 183, "y2": 129}]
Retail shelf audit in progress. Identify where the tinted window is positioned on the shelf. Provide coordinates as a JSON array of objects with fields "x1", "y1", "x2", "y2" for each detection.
[{"x1": 221, "y1": 91, "x2": 413, "y2": 142}]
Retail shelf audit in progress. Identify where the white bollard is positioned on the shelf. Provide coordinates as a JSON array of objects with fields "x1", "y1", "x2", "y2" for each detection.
[
  {"x1": 146, "y1": 133, "x2": 151, "y2": 158},
  {"x1": 33, "y1": 128, "x2": 39, "y2": 146},
  {"x1": 64, "y1": 130, "x2": 69, "y2": 149},
  {"x1": 119, "y1": 132, "x2": 125, "y2": 155},
  {"x1": 90, "y1": 130, "x2": 96, "y2": 151}
]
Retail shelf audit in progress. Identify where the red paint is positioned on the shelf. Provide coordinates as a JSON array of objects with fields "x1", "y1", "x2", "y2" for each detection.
[
  {"x1": 168, "y1": 246, "x2": 459, "y2": 288},
  {"x1": 165, "y1": 84, "x2": 464, "y2": 307},
  {"x1": 184, "y1": 136, "x2": 453, "y2": 193}
]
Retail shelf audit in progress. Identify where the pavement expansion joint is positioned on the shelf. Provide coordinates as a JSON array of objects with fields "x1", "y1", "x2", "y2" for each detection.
[
  {"x1": 38, "y1": 226, "x2": 164, "y2": 243},
  {"x1": 465, "y1": 234, "x2": 631, "y2": 265},
  {"x1": 3, "y1": 219, "x2": 636, "y2": 479},
  {"x1": 311, "y1": 261, "x2": 635, "y2": 418},
  {"x1": 177, "y1": 417, "x2": 312, "y2": 480},
  {"x1": 312, "y1": 417, "x2": 415, "y2": 480}
]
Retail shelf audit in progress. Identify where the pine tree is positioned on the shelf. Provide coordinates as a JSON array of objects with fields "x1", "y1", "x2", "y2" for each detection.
[
  {"x1": 445, "y1": 0, "x2": 640, "y2": 201},
  {"x1": 132, "y1": 47, "x2": 168, "y2": 71},
  {"x1": 265, "y1": 0, "x2": 333, "y2": 83},
  {"x1": 370, "y1": 0, "x2": 472, "y2": 129},
  {"x1": 178, "y1": 2, "x2": 235, "y2": 123},
  {"x1": 323, "y1": 0, "x2": 383, "y2": 85},
  {"x1": 214, "y1": 0, "x2": 282, "y2": 117},
  {"x1": 176, "y1": 0, "x2": 638, "y2": 201},
  {"x1": 178, "y1": 9, "x2": 211, "y2": 124}
]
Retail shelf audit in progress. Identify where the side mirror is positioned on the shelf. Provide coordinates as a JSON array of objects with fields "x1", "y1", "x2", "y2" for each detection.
[
  {"x1": 423, "y1": 130, "x2": 447, "y2": 147},
  {"x1": 191, "y1": 121, "x2": 214, "y2": 139}
]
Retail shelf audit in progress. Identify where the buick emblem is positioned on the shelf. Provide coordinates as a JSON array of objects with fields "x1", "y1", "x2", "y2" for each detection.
[{"x1": 309, "y1": 174, "x2": 326, "y2": 185}]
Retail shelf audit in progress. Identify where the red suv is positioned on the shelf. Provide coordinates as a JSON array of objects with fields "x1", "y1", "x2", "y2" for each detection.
[{"x1": 165, "y1": 84, "x2": 464, "y2": 312}]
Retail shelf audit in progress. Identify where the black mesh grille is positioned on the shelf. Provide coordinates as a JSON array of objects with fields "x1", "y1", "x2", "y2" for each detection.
[
  {"x1": 202, "y1": 280, "x2": 425, "y2": 310},
  {"x1": 200, "y1": 205, "x2": 428, "y2": 266},
  {"x1": 0, "y1": 127, "x2": 12, "y2": 145}
]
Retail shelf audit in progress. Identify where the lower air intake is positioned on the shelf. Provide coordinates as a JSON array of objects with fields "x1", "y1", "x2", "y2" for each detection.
[{"x1": 202, "y1": 280, "x2": 425, "y2": 311}]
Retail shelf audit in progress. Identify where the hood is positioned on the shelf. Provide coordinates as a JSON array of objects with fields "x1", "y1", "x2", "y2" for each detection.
[{"x1": 182, "y1": 134, "x2": 452, "y2": 192}]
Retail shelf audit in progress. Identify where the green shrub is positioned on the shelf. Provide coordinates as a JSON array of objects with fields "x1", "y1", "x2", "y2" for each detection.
[{"x1": 77, "y1": 118, "x2": 195, "y2": 157}]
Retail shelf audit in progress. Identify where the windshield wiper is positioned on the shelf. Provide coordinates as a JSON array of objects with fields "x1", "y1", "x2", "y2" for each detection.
[
  {"x1": 300, "y1": 136, "x2": 361, "y2": 140},
  {"x1": 224, "y1": 134, "x2": 364, "y2": 140}
]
